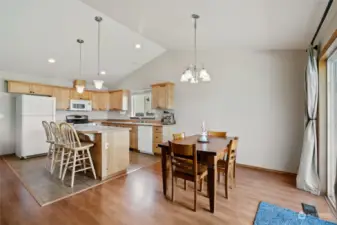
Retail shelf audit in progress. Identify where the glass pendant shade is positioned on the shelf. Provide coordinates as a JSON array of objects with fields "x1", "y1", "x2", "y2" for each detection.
[
  {"x1": 93, "y1": 80, "x2": 104, "y2": 89},
  {"x1": 76, "y1": 85, "x2": 85, "y2": 94},
  {"x1": 200, "y1": 69, "x2": 211, "y2": 82}
]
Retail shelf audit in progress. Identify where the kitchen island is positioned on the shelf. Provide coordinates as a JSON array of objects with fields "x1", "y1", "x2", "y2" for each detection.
[{"x1": 75, "y1": 124, "x2": 130, "y2": 180}]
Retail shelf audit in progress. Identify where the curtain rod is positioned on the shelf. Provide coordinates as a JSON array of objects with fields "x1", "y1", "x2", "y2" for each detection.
[{"x1": 310, "y1": 0, "x2": 333, "y2": 45}]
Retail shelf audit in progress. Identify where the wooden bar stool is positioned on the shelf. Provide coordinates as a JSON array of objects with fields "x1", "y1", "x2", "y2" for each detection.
[
  {"x1": 60, "y1": 123, "x2": 97, "y2": 187},
  {"x1": 42, "y1": 121, "x2": 54, "y2": 172},
  {"x1": 50, "y1": 122, "x2": 67, "y2": 178},
  {"x1": 217, "y1": 137, "x2": 239, "y2": 199},
  {"x1": 169, "y1": 141, "x2": 208, "y2": 212}
]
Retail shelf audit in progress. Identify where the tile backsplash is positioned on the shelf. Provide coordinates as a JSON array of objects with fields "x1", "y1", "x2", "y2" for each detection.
[{"x1": 56, "y1": 111, "x2": 108, "y2": 122}]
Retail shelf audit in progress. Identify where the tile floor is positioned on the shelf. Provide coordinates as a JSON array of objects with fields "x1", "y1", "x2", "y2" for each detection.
[{"x1": 3, "y1": 151, "x2": 159, "y2": 206}]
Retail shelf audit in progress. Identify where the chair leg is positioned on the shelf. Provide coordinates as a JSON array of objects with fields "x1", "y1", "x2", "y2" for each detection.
[
  {"x1": 171, "y1": 175, "x2": 175, "y2": 202},
  {"x1": 184, "y1": 180, "x2": 187, "y2": 190},
  {"x1": 224, "y1": 172, "x2": 229, "y2": 199},
  {"x1": 70, "y1": 151, "x2": 77, "y2": 187},
  {"x1": 194, "y1": 180, "x2": 197, "y2": 212},
  {"x1": 82, "y1": 150, "x2": 87, "y2": 174},
  {"x1": 233, "y1": 161, "x2": 236, "y2": 187},
  {"x1": 49, "y1": 144, "x2": 55, "y2": 173},
  {"x1": 59, "y1": 148, "x2": 64, "y2": 179},
  {"x1": 86, "y1": 149, "x2": 96, "y2": 179},
  {"x1": 62, "y1": 151, "x2": 71, "y2": 181},
  {"x1": 199, "y1": 179, "x2": 203, "y2": 192},
  {"x1": 51, "y1": 147, "x2": 59, "y2": 174},
  {"x1": 217, "y1": 169, "x2": 221, "y2": 182}
]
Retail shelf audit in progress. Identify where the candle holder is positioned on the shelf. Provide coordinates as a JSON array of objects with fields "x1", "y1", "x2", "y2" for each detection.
[{"x1": 198, "y1": 121, "x2": 209, "y2": 143}]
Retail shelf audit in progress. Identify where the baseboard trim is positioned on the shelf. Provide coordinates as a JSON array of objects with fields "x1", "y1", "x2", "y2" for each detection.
[{"x1": 236, "y1": 163, "x2": 297, "y2": 176}]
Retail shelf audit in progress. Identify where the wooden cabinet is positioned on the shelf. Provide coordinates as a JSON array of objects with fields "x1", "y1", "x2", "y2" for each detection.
[
  {"x1": 129, "y1": 126, "x2": 138, "y2": 149},
  {"x1": 7, "y1": 81, "x2": 31, "y2": 94},
  {"x1": 151, "y1": 82, "x2": 174, "y2": 109},
  {"x1": 70, "y1": 90, "x2": 92, "y2": 100},
  {"x1": 109, "y1": 90, "x2": 128, "y2": 111},
  {"x1": 92, "y1": 92, "x2": 109, "y2": 111},
  {"x1": 52, "y1": 87, "x2": 70, "y2": 110},
  {"x1": 152, "y1": 126, "x2": 163, "y2": 154},
  {"x1": 30, "y1": 84, "x2": 53, "y2": 96},
  {"x1": 8, "y1": 81, "x2": 52, "y2": 96}
]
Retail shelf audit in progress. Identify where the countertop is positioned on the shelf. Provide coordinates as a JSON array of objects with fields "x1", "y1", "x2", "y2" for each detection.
[
  {"x1": 101, "y1": 121, "x2": 164, "y2": 127},
  {"x1": 90, "y1": 119, "x2": 175, "y2": 127},
  {"x1": 75, "y1": 124, "x2": 131, "y2": 134}
]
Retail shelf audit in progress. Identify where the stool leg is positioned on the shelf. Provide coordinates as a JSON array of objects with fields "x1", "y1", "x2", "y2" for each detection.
[
  {"x1": 62, "y1": 150, "x2": 71, "y2": 181},
  {"x1": 71, "y1": 151, "x2": 77, "y2": 187},
  {"x1": 86, "y1": 148, "x2": 96, "y2": 179},
  {"x1": 59, "y1": 148, "x2": 64, "y2": 179}
]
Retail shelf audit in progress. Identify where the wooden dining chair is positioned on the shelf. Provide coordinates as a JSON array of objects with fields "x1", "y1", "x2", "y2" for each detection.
[
  {"x1": 207, "y1": 131, "x2": 227, "y2": 138},
  {"x1": 42, "y1": 121, "x2": 54, "y2": 172},
  {"x1": 169, "y1": 141, "x2": 208, "y2": 212},
  {"x1": 60, "y1": 123, "x2": 97, "y2": 187},
  {"x1": 217, "y1": 137, "x2": 239, "y2": 199},
  {"x1": 173, "y1": 132, "x2": 185, "y2": 140}
]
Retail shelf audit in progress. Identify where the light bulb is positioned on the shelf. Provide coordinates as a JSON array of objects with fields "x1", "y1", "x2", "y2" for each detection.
[
  {"x1": 76, "y1": 85, "x2": 85, "y2": 93},
  {"x1": 93, "y1": 80, "x2": 104, "y2": 89}
]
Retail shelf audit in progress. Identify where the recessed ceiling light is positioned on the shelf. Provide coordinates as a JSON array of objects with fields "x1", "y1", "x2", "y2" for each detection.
[
  {"x1": 135, "y1": 44, "x2": 141, "y2": 49},
  {"x1": 48, "y1": 58, "x2": 56, "y2": 63},
  {"x1": 100, "y1": 70, "x2": 106, "y2": 75}
]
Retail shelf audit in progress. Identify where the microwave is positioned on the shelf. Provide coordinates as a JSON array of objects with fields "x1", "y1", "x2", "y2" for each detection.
[{"x1": 70, "y1": 100, "x2": 92, "y2": 111}]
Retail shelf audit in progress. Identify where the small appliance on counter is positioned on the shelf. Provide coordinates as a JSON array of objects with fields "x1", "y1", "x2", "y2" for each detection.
[
  {"x1": 161, "y1": 111, "x2": 176, "y2": 125},
  {"x1": 66, "y1": 115, "x2": 89, "y2": 124}
]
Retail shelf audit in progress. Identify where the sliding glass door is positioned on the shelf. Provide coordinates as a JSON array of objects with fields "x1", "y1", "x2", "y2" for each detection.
[{"x1": 327, "y1": 49, "x2": 337, "y2": 209}]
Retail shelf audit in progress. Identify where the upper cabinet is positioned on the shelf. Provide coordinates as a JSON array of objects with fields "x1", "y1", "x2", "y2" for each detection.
[
  {"x1": 52, "y1": 87, "x2": 70, "y2": 110},
  {"x1": 151, "y1": 82, "x2": 174, "y2": 109},
  {"x1": 7, "y1": 81, "x2": 52, "y2": 96},
  {"x1": 70, "y1": 89, "x2": 92, "y2": 100},
  {"x1": 92, "y1": 92, "x2": 110, "y2": 111},
  {"x1": 109, "y1": 90, "x2": 128, "y2": 111}
]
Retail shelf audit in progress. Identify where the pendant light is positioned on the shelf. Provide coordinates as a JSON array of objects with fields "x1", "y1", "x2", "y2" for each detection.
[
  {"x1": 93, "y1": 16, "x2": 104, "y2": 89},
  {"x1": 180, "y1": 14, "x2": 211, "y2": 83},
  {"x1": 74, "y1": 39, "x2": 86, "y2": 93}
]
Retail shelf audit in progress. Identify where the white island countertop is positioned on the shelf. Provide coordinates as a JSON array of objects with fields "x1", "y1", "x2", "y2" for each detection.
[{"x1": 74, "y1": 124, "x2": 131, "y2": 134}]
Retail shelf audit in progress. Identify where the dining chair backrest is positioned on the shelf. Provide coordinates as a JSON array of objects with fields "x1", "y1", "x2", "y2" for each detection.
[
  {"x1": 60, "y1": 123, "x2": 81, "y2": 148},
  {"x1": 207, "y1": 131, "x2": 227, "y2": 138},
  {"x1": 226, "y1": 137, "x2": 239, "y2": 168},
  {"x1": 42, "y1": 121, "x2": 53, "y2": 143},
  {"x1": 172, "y1": 132, "x2": 185, "y2": 140},
  {"x1": 169, "y1": 141, "x2": 197, "y2": 176},
  {"x1": 50, "y1": 122, "x2": 63, "y2": 145}
]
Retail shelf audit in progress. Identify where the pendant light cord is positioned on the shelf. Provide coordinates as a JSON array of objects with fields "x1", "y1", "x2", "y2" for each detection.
[
  {"x1": 78, "y1": 40, "x2": 83, "y2": 79},
  {"x1": 97, "y1": 19, "x2": 100, "y2": 76},
  {"x1": 194, "y1": 17, "x2": 197, "y2": 71}
]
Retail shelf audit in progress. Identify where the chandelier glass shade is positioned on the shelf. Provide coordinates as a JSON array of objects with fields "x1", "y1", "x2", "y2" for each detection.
[
  {"x1": 180, "y1": 14, "x2": 211, "y2": 84},
  {"x1": 74, "y1": 39, "x2": 86, "y2": 93}
]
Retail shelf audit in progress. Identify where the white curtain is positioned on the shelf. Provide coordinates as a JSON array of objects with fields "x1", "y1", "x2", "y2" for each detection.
[{"x1": 296, "y1": 46, "x2": 321, "y2": 195}]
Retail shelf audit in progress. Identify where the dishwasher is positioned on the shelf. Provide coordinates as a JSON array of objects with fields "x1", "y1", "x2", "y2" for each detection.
[{"x1": 137, "y1": 126, "x2": 153, "y2": 155}]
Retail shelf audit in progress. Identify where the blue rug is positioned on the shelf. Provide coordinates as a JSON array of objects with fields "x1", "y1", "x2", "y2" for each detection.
[{"x1": 254, "y1": 202, "x2": 336, "y2": 225}]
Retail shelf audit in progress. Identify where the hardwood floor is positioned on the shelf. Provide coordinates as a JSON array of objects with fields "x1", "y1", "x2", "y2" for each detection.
[{"x1": 0, "y1": 158, "x2": 335, "y2": 225}]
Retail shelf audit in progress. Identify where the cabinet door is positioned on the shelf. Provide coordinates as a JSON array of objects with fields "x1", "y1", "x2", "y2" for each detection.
[
  {"x1": 30, "y1": 84, "x2": 53, "y2": 96},
  {"x1": 100, "y1": 92, "x2": 110, "y2": 110},
  {"x1": 7, "y1": 81, "x2": 31, "y2": 94},
  {"x1": 151, "y1": 86, "x2": 159, "y2": 109},
  {"x1": 70, "y1": 90, "x2": 92, "y2": 100},
  {"x1": 91, "y1": 92, "x2": 100, "y2": 111},
  {"x1": 109, "y1": 92, "x2": 116, "y2": 110},
  {"x1": 157, "y1": 86, "x2": 167, "y2": 109},
  {"x1": 53, "y1": 87, "x2": 70, "y2": 110}
]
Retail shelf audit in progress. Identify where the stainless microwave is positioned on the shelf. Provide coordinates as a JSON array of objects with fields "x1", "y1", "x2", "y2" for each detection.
[{"x1": 70, "y1": 100, "x2": 92, "y2": 111}]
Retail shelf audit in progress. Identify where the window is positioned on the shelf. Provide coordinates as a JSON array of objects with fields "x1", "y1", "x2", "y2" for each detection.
[
  {"x1": 327, "y1": 48, "x2": 337, "y2": 209},
  {"x1": 131, "y1": 90, "x2": 153, "y2": 117}
]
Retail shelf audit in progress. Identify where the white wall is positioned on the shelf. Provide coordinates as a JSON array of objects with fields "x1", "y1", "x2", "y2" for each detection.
[
  {"x1": 116, "y1": 50, "x2": 306, "y2": 173},
  {"x1": 0, "y1": 71, "x2": 109, "y2": 155}
]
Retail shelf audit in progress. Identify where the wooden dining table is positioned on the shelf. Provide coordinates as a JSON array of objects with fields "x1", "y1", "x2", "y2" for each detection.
[{"x1": 158, "y1": 135, "x2": 233, "y2": 213}]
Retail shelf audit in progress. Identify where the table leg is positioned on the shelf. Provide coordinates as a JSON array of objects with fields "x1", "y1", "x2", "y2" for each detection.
[
  {"x1": 161, "y1": 148, "x2": 167, "y2": 196},
  {"x1": 207, "y1": 155, "x2": 217, "y2": 213}
]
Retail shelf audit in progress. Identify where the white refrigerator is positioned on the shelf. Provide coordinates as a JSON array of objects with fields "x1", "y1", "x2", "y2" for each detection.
[{"x1": 16, "y1": 95, "x2": 56, "y2": 158}]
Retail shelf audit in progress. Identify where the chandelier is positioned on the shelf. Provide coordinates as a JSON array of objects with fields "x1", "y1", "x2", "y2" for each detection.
[
  {"x1": 93, "y1": 16, "x2": 104, "y2": 89},
  {"x1": 180, "y1": 14, "x2": 211, "y2": 83},
  {"x1": 74, "y1": 39, "x2": 86, "y2": 93}
]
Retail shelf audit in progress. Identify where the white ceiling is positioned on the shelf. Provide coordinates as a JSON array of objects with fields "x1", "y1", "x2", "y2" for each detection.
[
  {"x1": 0, "y1": 0, "x2": 165, "y2": 86},
  {"x1": 81, "y1": 0, "x2": 329, "y2": 50}
]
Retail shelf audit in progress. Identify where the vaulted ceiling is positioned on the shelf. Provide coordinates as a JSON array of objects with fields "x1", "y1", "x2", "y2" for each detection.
[
  {"x1": 0, "y1": 0, "x2": 330, "y2": 86},
  {"x1": 81, "y1": 0, "x2": 329, "y2": 50}
]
